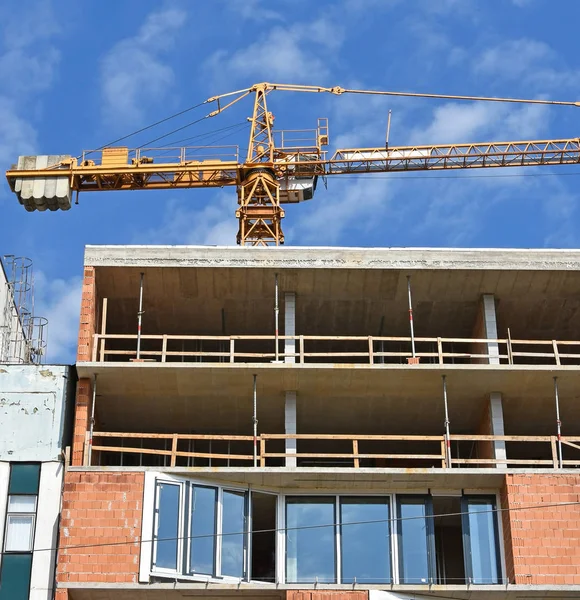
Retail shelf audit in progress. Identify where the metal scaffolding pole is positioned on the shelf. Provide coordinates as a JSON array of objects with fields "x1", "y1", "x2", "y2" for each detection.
[
  {"x1": 253, "y1": 374, "x2": 258, "y2": 467},
  {"x1": 274, "y1": 273, "x2": 280, "y2": 362},
  {"x1": 88, "y1": 374, "x2": 97, "y2": 466},
  {"x1": 136, "y1": 272, "x2": 144, "y2": 360},
  {"x1": 442, "y1": 375, "x2": 451, "y2": 468},
  {"x1": 407, "y1": 276, "x2": 416, "y2": 359},
  {"x1": 554, "y1": 376, "x2": 563, "y2": 468}
]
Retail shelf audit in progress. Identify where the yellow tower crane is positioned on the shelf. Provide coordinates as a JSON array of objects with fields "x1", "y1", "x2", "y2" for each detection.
[{"x1": 6, "y1": 82, "x2": 580, "y2": 246}]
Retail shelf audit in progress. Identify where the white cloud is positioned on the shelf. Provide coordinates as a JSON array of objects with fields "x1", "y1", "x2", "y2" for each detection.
[
  {"x1": 204, "y1": 18, "x2": 343, "y2": 85},
  {"x1": 137, "y1": 193, "x2": 238, "y2": 246},
  {"x1": 0, "y1": 0, "x2": 61, "y2": 162},
  {"x1": 33, "y1": 272, "x2": 83, "y2": 364},
  {"x1": 408, "y1": 101, "x2": 549, "y2": 145},
  {"x1": 0, "y1": 97, "x2": 37, "y2": 165},
  {"x1": 100, "y1": 7, "x2": 187, "y2": 126},
  {"x1": 230, "y1": 0, "x2": 283, "y2": 21},
  {"x1": 291, "y1": 176, "x2": 391, "y2": 245}
]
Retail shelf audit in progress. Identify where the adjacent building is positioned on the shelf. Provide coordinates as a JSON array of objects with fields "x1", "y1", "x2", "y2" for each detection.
[
  {"x1": 0, "y1": 257, "x2": 74, "y2": 600},
  {"x1": 56, "y1": 245, "x2": 580, "y2": 600}
]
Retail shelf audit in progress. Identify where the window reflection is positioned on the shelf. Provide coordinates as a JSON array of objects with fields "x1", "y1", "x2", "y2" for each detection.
[
  {"x1": 156, "y1": 483, "x2": 179, "y2": 570},
  {"x1": 221, "y1": 491, "x2": 246, "y2": 578},
  {"x1": 190, "y1": 485, "x2": 217, "y2": 575},
  {"x1": 286, "y1": 497, "x2": 336, "y2": 583},
  {"x1": 464, "y1": 497, "x2": 500, "y2": 584},
  {"x1": 340, "y1": 497, "x2": 391, "y2": 584},
  {"x1": 397, "y1": 496, "x2": 433, "y2": 584}
]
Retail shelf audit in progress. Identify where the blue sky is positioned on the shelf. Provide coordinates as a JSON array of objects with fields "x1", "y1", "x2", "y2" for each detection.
[{"x1": 1, "y1": 0, "x2": 580, "y2": 362}]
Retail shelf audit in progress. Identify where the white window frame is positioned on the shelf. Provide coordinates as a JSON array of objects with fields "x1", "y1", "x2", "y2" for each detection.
[{"x1": 4, "y1": 495, "x2": 37, "y2": 553}]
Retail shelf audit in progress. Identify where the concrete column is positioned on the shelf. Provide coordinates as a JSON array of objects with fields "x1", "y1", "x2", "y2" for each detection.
[
  {"x1": 284, "y1": 292, "x2": 296, "y2": 363},
  {"x1": 472, "y1": 293, "x2": 500, "y2": 364},
  {"x1": 285, "y1": 391, "x2": 297, "y2": 467},
  {"x1": 478, "y1": 392, "x2": 507, "y2": 469}
]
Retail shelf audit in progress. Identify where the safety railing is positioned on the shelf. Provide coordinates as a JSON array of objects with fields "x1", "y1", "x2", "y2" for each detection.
[
  {"x1": 85, "y1": 431, "x2": 580, "y2": 469},
  {"x1": 90, "y1": 332, "x2": 580, "y2": 366}
]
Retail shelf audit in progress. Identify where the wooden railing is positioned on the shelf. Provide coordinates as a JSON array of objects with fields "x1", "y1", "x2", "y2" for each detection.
[
  {"x1": 90, "y1": 332, "x2": 580, "y2": 365},
  {"x1": 86, "y1": 431, "x2": 580, "y2": 469}
]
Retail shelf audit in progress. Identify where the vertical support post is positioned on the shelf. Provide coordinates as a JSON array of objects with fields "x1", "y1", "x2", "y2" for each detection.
[
  {"x1": 87, "y1": 374, "x2": 97, "y2": 466},
  {"x1": 136, "y1": 272, "x2": 144, "y2": 360},
  {"x1": 285, "y1": 391, "x2": 297, "y2": 467},
  {"x1": 352, "y1": 439, "x2": 360, "y2": 468},
  {"x1": 442, "y1": 375, "x2": 451, "y2": 468},
  {"x1": 161, "y1": 335, "x2": 168, "y2": 363},
  {"x1": 274, "y1": 273, "x2": 280, "y2": 362},
  {"x1": 385, "y1": 109, "x2": 392, "y2": 149},
  {"x1": 554, "y1": 377, "x2": 563, "y2": 468},
  {"x1": 285, "y1": 292, "x2": 296, "y2": 363},
  {"x1": 253, "y1": 374, "x2": 258, "y2": 467},
  {"x1": 99, "y1": 297, "x2": 108, "y2": 362},
  {"x1": 407, "y1": 276, "x2": 418, "y2": 364},
  {"x1": 171, "y1": 435, "x2": 178, "y2": 467}
]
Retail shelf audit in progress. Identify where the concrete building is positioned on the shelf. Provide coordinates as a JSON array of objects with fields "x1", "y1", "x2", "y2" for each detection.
[
  {"x1": 56, "y1": 245, "x2": 580, "y2": 600},
  {"x1": 0, "y1": 256, "x2": 74, "y2": 599}
]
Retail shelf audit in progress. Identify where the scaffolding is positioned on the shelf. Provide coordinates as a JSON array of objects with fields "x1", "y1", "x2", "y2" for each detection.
[{"x1": 0, "y1": 256, "x2": 48, "y2": 364}]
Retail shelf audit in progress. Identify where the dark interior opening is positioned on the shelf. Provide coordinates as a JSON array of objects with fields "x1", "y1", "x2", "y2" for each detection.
[
  {"x1": 433, "y1": 496, "x2": 466, "y2": 585},
  {"x1": 251, "y1": 492, "x2": 277, "y2": 582}
]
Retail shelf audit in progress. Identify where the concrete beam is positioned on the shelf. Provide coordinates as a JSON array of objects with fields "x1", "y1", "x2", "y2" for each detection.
[
  {"x1": 472, "y1": 294, "x2": 500, "y2": 365},
  {"x1": 285, "y1": 391, "x2": 297, "y2": 468},
  {"x1": 284, "y1": 292, "x2": 296, "y2": 364}
]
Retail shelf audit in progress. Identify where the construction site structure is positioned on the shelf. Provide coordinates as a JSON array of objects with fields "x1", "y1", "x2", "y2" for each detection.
[
  {"x1": 6, "y1": 82, "x2": 580, "y2": 245},
  {"x1": 53, "y1": 244, "x2": 580, "y2": 600},
  {"x1": 0, "y1": 256, "x2": 48, "y2": 365}
]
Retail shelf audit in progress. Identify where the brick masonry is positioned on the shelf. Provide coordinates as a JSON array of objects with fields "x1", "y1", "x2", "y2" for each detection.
[
  {"x1": 287, "y1": 593, "x2": 368, "y2": 600},
  {"x1": 56, "y1": 471, "x2": 144, "y2": 585},
  {"x1": 72, "y1": 266, "x2": 97, "y2": 466},
  {"x1": 502, "y1": 473, "x2": 580, "y2": 585}
]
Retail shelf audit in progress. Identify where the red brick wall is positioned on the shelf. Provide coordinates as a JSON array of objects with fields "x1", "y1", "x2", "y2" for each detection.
[
  {"x1": 77, "y1": 266, "x2": 96, "y2": 362},
  {"x1": 71, "y1": 378, "x2": 91, "y2": 466},
  {"x1": 57, "y1": 472, "x2": 144, "y2": 584},
  {"x1": 287, "y1": 593, "x2": 368, "y2": 600},
  {"x1": 502, "y1": 474, "x2": 580, "y2": 585}
]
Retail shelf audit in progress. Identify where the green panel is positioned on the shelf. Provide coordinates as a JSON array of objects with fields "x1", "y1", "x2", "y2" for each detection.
[
  {"x1": 9, "y1": 464, "x2": 40, "y2": 495},
  {"x1": 0, "y1": 553, "x2": 32, "y2": 600}
]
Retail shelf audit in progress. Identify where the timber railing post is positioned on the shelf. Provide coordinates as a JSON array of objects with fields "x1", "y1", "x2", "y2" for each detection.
[
  {"x1": 550, "y1": 435, "x2": 559, "y2": 468},
  {"x1": 353, "y1": 439, "x2": 360, "y2": 468},
  {"x1": 171, "y1": 435, "x2": 178, "y2": 467}
]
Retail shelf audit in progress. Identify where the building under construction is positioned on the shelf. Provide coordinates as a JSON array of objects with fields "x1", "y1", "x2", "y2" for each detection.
[{"x1": 55, "y1": 244, "x2": 580, "y2": 600}]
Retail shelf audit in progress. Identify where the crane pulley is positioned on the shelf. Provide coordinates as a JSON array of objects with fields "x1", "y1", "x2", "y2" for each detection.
[{"x1": 6, "y1": 82, "x2": 580, "y2": 246}]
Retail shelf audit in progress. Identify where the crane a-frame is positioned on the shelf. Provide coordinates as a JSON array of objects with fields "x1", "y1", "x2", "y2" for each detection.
[{"x1": 6, "y1": 82, "x2": 580, "y2": 246}]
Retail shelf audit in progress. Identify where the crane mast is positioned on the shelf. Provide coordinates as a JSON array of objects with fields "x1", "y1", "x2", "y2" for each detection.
[{"x1": 6, "y1": 82, "x2": 580, "y2": 246}]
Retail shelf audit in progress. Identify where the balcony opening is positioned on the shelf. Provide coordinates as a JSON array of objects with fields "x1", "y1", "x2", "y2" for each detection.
[
  {"x1": 433, "y1": 496, "x2": 465, "y2": 585},
  {"x1": 251, "y1": 492, "x2": 276, "y2": 583}
]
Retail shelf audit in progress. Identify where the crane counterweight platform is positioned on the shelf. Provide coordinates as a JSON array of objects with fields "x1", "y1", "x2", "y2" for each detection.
[{"x1": 6, "y1": 82, "x2": 580, "y2": 246}]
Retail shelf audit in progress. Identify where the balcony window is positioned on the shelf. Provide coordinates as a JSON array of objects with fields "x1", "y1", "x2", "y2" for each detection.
[
  {"x1": 397, "y1": 496, "x2": 435, "y2": 584},
  {"x1": 147, "y1": 475, "x2": 503, "y2": 586},
  {"x1": 340, "y1": 497, "x2": 391, "y2": 584},
  {"x1": 189, "y1": 485, "x2": 217, "y2": 575},
  {"x1": 462, "y1": 496, "x2": 501, "y2": 584}
]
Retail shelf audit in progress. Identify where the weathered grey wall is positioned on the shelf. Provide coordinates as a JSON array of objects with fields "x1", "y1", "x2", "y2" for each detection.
[{"x1": 0, "y1": 364, "x2": 72, "y2": 461}]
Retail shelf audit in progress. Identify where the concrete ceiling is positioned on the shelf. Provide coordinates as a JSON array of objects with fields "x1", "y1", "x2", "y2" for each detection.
[
  {"x1": 93, "y1": 266, "x2": 580, "y2": 341},
  {"x1": 84, "y1": 364, "x2": 580, "y2": 438}
]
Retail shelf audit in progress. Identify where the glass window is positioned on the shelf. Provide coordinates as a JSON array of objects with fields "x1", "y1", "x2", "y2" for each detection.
[
  {"x1": 0, "y1": 553, "x2": 33, "y2": 600},
  {"x1": 8, "y1": 464, "x2": 40, "y2": 495},
  {"x1": 463, "y1": 496, "x2": 501, "y2": 584},
  {"x1": 155, "y1": 483, "x2": 180, "y2": 570},
  {"x1": 221, "y1": 490, "x2": 246, "y2": 578},
  {"x1": 286, "y1": 497, "x2": 336, "y2": 583},
  {"x1": 397, "y1": 496, "x2": 434, "y2": 584},
  {"x1": 190, "y1": 485, "x2": 217, "y2": 575},
  {"x1": 5, "y1": 515, "x2": 35, "y2": 552},
  {"x1": 340, "y1": 497, "x2": 391, "y2": 584},
  {"x1": 7, "y1": 496, "x2": 36, "y2": 513}
]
